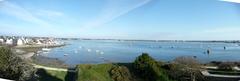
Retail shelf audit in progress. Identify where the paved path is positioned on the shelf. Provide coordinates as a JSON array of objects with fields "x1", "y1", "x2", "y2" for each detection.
[
  {"x1": 0, "y1": 78, "x2": 14, "y2": 81},
  {"x1": 203, "y1": 66, "x2": 218, "y2": 69},
  {"x1": 33, "y1": 64, "x2": 76, "y2": 72},
  {"x1": 202, "y1": 66, "x2": 240, "y2": 78},
  {"x1": 201, "y1": 70, "x2": 240, "y2": 78},
  {"x1": 204, "y1": 66, "x2": 240, "y2": 71}
]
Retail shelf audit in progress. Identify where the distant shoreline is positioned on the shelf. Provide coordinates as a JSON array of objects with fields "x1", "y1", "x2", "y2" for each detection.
[{"x1": 14, "y1": 43, "x2": 66, "y2": 48}]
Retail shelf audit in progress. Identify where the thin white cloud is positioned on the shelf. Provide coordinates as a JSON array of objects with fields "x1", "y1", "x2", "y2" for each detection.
[
  {"x1": 203, "y1": 27, "x2": 240, "y2": 33},
  {"x1": 220, "y1": 0, "x2": 240, "y2": 3},
  {"x1": 82, "y1": 0, "x2": 152, "y2": 28},
  {"x1": 0, "y1": 1, "x2": 50, "y2": 26},
  {"x1": 36, "y1": 9, "x2": 64, "y2": 18},
  {"x1": 0, "y1": 1, "x2": 64, "y2": 36}
]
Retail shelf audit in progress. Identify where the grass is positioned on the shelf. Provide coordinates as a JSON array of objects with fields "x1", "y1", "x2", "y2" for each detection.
[
  {"x1": 76, "y1": 64, "x2": 114, "y2": 81},
  {"x1": 36, "y1": 69, "x2": 74, "y2": 81}
]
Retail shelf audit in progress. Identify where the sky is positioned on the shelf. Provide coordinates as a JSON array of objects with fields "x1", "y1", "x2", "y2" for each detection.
[{"x1": 0, "y1": 0, "x2": 240, "y2": 40}]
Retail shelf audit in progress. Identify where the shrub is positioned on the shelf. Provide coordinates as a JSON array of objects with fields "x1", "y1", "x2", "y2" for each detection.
[
  {"x1": 0, "y1": 47, "x2": 35, "y2": 81},
  {"x1": 133, "y1": 53, "x2": 171, "y2": 81},
  {"x1": 169, "y1": 56, "x2": 205, "y2": 81},
  {"x1": 110, "y1": 65, "x2": 132, "y2": 81}
]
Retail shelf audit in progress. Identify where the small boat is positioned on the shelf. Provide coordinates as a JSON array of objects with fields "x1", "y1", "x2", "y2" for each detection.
[
  {"x1": 100, "y1": 52, "x2": 104, "y2": 55},
  {"x1": 87, "y1": 49, "x2": 91, "y2": 52},
  {"x1": 42, "y1": 51, "x2": 49, "y2": 54},
  {"x1": 42, "y1": 48, "x2": 51, "y2": 51},
  {"x1": 64, "y1": 54, "x2": 68, "y2": 56},
  {"x1": 96, "y1": 50, "x2": 100, "y2": 53},
  {"x1": 37, "y1": 51, "x2": 42, "y2": 53}
]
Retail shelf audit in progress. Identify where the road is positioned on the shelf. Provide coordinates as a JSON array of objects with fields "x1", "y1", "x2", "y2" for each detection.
[{"x1": 201, "y1": 66, "x2": 240, "y2": 78}]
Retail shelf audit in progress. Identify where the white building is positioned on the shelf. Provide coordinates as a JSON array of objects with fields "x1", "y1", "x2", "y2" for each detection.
[
  {"x1": 17, "y1": 39, "x2": 25, "y2": 46},
  {"x1": 36, "y1": 40, "x2": 42, "y2": 45},
  {"x1": 0, "y1": 38, "x2": 4, "y2": 44},
  {"x1": 6, "y1": 39, "x2": 13, "y2": 45}
]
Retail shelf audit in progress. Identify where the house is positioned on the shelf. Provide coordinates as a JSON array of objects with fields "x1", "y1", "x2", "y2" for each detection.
[
  {"x1": 36, "y1": 39, "x2": 42, "y2": 45},
  {"x1": 6, "y1": 39, "x2": 13, "y2": 45},
  {"x1": 17, "y1": 38, "x2": 25, "y2": 46},
  {"x1": 0, "y1": 38, "x2": 4, "y2": 44}
]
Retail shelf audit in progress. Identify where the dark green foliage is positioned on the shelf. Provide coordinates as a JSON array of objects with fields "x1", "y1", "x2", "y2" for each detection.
[
  {"x1": 110, "y1": 65, "x2": 133, "y2": 81},
  {"x1": 133, "y1": 53, "x2": 171, "y2": 81},
  {"x1": 0, "y1": 47, "x2": 35, "y2": 81}
]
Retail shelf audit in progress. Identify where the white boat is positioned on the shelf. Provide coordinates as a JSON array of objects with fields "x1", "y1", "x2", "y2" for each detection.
[
  {"x1": 100, "y1": 52, "x2": 104, "y2": 55},
  {"x1": 42, "y1": 51, "x2": 49, "y2": 54},
  {"x1": 37, "y1": 51, "x2": 42, "y2": 53},
  {"x1": 64, "y1": 54, "x2": 69, "y2": 56},
  {"x1": 96, "y1": 50, "x2": 100, "y2": 53},
  {"x1": 87, "y1": 49, "x2": 91, "y2": 52},
  {"x1": 42, "y1": 48, "x2": 51, "y2": 51}
]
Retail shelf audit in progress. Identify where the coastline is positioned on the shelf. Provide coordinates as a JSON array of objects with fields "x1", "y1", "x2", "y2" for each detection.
[
  {"x1": 14, "y1": 43, "x2": 66, "y2": 48},
  {"x1": 12, "y1": 43, "x2": 68, "y2": 68}
]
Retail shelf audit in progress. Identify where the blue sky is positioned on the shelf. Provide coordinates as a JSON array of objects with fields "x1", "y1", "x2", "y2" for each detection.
[{"x1": 0, "y1": 0, "x2": 240, "y2": 40}]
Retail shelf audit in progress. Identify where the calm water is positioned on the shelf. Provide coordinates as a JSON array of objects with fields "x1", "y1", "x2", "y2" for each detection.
[{"x1": 39, "y1": 40, "x2": 240, "y2": 65}]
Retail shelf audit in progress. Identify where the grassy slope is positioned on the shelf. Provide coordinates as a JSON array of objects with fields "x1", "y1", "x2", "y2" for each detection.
[
  {"x1": 37, "y1": 69, "x2": 68, "y2": 81},
  {"x1": 76, "y1": 64, "x2": 114, "y2": 81}
]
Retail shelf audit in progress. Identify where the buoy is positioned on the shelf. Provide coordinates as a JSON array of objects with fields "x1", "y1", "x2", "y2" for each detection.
[
  {"x1": 87, "y1": 49, "x2": 91, "y2": 52},
  {"x1": 193, "y1": 56, "x2": 197, "y2": 58},
  {"x1": 207, "y1": 49, "x2": 211, "y2": 54}
]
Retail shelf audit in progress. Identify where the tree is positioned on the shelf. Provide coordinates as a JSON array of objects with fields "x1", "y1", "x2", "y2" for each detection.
[
  {"x1": 133, "y1": 53, "x2": 171, "y2": 81},
  {"x1": 0, "y1": 47, "x2": 35, "y2": 81},
  {"x1": 169, "y1": 56, "x2": 204, "y2": 81}
]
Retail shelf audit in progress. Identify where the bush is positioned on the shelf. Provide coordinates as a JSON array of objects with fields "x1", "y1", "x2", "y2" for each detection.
[
  {"x1": 133, "y1": 53, "x2": 171, "y2": 81},
  {"x1": 110, "y1": 65, "x2": 132, "y2": 81},
  {"x1": 0, "y1": 47, "x2": 35, "y2": 81},
  {"x1": 169, "y1": 56, "x2": 204, "y2": 81}
]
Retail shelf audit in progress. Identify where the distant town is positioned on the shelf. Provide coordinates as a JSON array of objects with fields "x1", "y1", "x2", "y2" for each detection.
[
  {"x1": 0, "y1": 36, "x2": 64, "y2": 47},
  {"x1": 1, "y1": 36, "x2": 240, "y2": 47}
]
